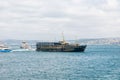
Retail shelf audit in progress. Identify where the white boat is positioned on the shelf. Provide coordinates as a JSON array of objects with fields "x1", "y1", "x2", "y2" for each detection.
[
  {"x1": 20, "y1": 41, "x2": 32, "y2": 50},
  {"x1": 0, "y1": 42, "x2": 12, "y2": 52}
]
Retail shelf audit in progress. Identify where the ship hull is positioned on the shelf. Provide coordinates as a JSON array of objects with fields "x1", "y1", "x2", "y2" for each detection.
[
  {"x1": 36, "y1": 43, "x2": 87, "y2": 52},
  {"x1": 0, "y1": 49, "x2": 12, "y2": 52}
]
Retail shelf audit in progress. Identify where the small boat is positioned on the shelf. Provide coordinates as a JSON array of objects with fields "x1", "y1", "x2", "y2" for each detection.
[
  {"x1": 0, "y1": 42, "x2": 12, "y2": 52},
  {"x1": 20, "y1": 41, "x2": 32, "y2": 50}
]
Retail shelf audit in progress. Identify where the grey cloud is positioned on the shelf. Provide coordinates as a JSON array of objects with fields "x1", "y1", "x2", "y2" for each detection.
[{"x1": 0, "y1": 0, "x2": 120, "y2": 40}]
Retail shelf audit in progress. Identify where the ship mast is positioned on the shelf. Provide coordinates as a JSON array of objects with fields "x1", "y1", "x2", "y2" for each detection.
[
  {"x1": 61, "y1": 32, "x2": 68, "y2": 45},
  {"x1": 62, "y1": 32, "x2": 65, "y2": 42}
]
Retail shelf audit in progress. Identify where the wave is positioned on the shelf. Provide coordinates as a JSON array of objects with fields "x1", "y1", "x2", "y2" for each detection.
[{"x1": 12, "y1": 49, "x2": 35, "y2": 52}]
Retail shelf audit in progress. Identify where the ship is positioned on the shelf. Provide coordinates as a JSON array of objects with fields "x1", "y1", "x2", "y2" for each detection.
[
  {"x1": 0, "y1": 42, "x2": 12, "y2": 52},
  {"x1": 36, "y1": 34, "x2": 87, "y2": 52},
  {"x1": 20, "y1": 41, "x2": 32, "y2": 50}
]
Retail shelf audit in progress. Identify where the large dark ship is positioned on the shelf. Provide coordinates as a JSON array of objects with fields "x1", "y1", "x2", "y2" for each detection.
[{"x1": 36, "y1": 37, "x2": 87, "y2": 52}]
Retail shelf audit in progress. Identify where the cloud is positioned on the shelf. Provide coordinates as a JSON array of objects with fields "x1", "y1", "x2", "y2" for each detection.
[{"x1": 0, "y1": 0, "x2": 120, "y2": 40}]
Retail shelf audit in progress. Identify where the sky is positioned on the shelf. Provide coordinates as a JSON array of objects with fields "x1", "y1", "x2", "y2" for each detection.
[{"x1": 0, "y1": 0, "x2": 120, "y2": 40}]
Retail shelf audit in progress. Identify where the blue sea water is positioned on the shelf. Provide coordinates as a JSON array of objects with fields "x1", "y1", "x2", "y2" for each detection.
[{"x1": 0, "y1": 45, "x2": 120, "y2": 80}]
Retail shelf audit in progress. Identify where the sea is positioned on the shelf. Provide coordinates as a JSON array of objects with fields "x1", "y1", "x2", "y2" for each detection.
[{"x1": 0, "y1": 43, "x2": 120, "y2": 80}]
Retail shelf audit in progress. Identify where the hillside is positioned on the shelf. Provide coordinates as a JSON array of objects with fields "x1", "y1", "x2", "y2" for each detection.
[
  {"x1": 77, "y1": 38, "x2": 120, "y2": 45},
  {"x1": 1, "y1": 38, "x2": 120, "y2": 45}
]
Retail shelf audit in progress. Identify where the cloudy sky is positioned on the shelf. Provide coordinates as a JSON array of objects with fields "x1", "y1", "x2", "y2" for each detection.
[{"x1": 0, "y1": 0, "x2": 120, "y2": 40}]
